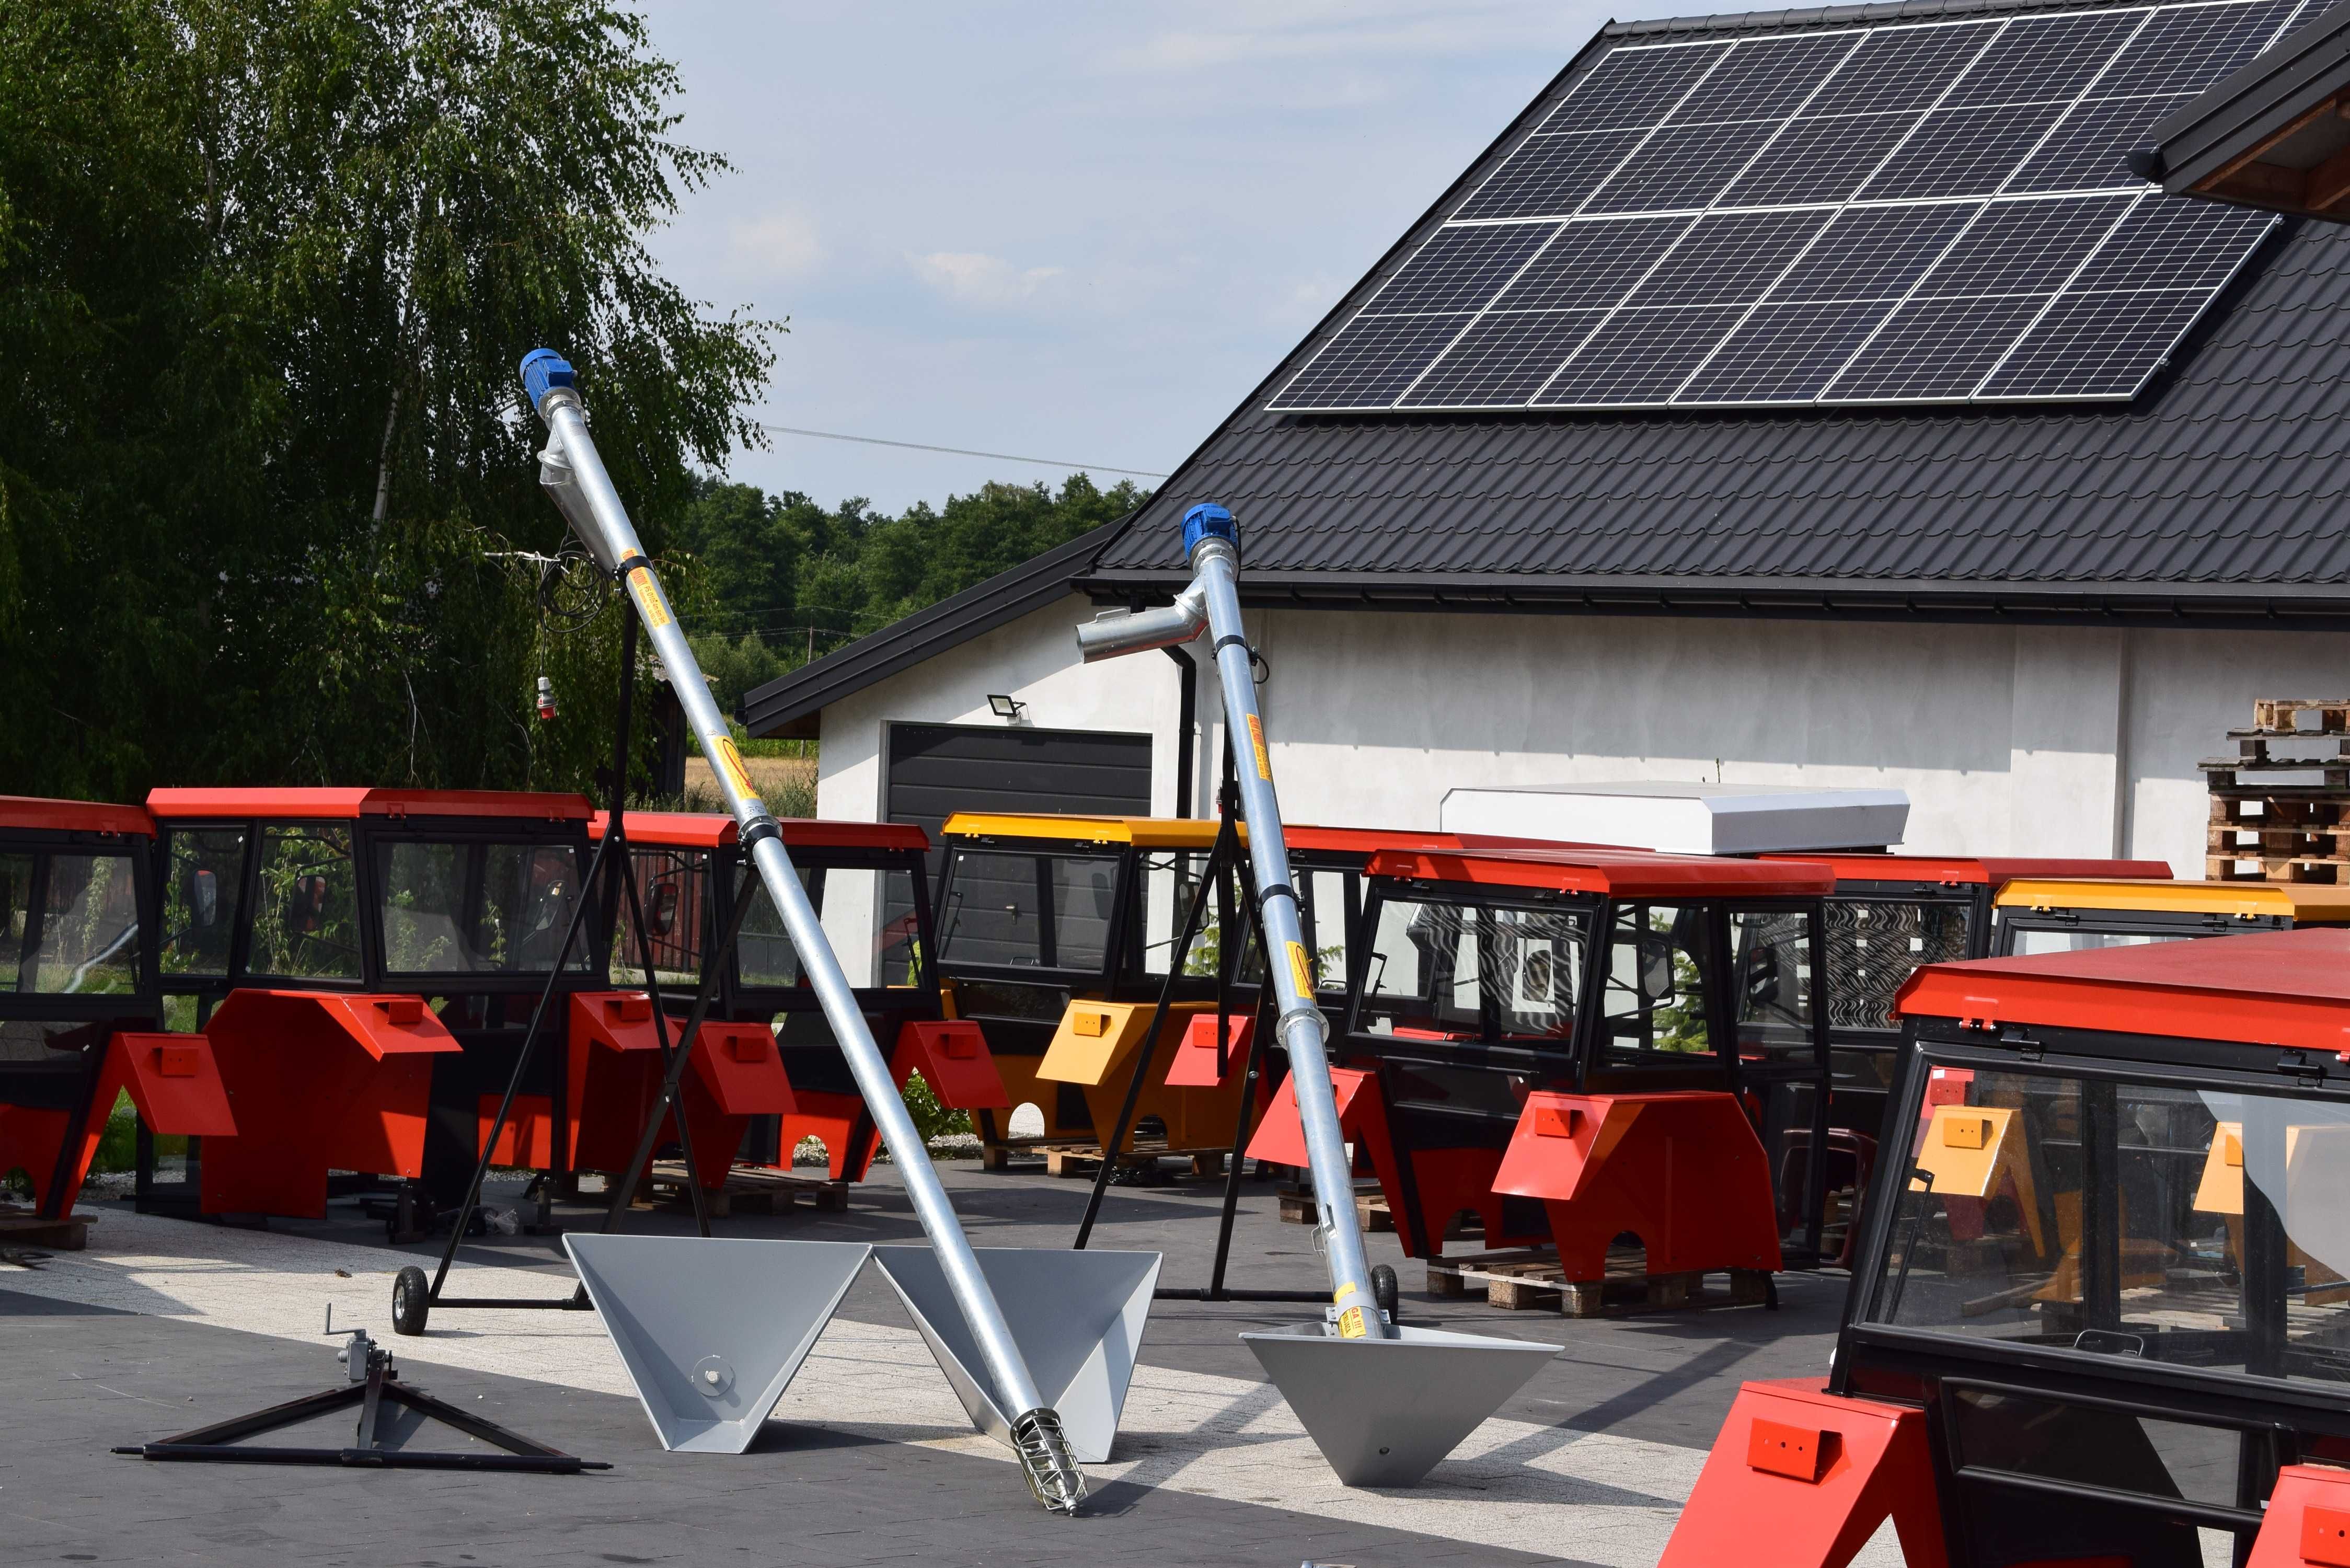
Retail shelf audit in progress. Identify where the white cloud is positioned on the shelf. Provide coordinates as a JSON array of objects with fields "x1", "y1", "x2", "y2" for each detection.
[
  {"x1": 727, "y1": 210, "x2": 823, "y2": 279},
  {"x1": 908, "y1": 250, "x2": 1069, "y2": 307}
]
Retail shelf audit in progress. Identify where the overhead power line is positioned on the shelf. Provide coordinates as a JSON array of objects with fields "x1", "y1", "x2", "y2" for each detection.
[{"x1": 754, "y1": 421, "x2": 1168, "y2": 479}]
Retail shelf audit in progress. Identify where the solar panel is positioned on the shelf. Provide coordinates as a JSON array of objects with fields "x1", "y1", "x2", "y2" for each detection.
[{"x1": 1269, "y1": 0, "x2": 2302, "y2": 415}]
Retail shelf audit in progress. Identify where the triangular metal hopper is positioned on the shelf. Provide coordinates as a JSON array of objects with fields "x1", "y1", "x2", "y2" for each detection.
[
  {"x1": 1241, "y1": 1322, "x2": 1558, "y2": 1487},
  {"x1": 870, "y1": 1245, "x2": 1160, "y2": 1463},
  {"x1": 565, "y1": 1234, "x2": 871, "y2": 1454}
]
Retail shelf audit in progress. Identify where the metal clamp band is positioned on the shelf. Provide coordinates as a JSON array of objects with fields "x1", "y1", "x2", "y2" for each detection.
[
  {"x1": 1258, "y1": 882, "x2": 1295, "y2": 904},
  {"x1": 739, "y1": 815, "x2": 782, "y2": 851},
  {"x1": 613, "y1": 552, "x2": 652, "y2": 579},
  {"x1": 1214, "y1": 635, "x2": 1251, "y2": 656}
]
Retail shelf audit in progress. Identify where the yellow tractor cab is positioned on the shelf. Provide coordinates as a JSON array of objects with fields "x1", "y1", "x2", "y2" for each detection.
[
  {"x1": 931, "y1": 813, "x2": 1261, "y2": 1165},
  {"x1": 1994, "y1": 877, "x2": 2350, "y2": 955}
]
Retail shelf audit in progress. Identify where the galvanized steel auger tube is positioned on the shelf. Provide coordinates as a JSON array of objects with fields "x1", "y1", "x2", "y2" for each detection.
[
  {"x1": 1077, "y1": 504, "x2": 1390, "y2": 1340},
  {"x1": 520, "y1": 350, "x2": 1084, "y2": 1514}
]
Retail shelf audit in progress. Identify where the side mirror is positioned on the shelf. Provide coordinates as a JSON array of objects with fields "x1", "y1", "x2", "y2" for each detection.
[
  {"x1": 289, "y1": 874, "x2": 328, "y2": 934},
  {"x1": 190, "y1": 867, "x2": 220, "y2": 929},
  {"x1": 1637, "y1": 931, "x2": 1678, "y2": 1005},
  {"x1": 648, "y1": 881, "x2": 679, "y2": 938}
]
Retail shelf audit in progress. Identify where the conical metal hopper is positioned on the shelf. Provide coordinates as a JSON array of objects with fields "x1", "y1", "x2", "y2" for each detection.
[
  {"x1": 1241, "y1": 1321, "x2": 1557, "y2": 1486},
  {"x1": 871, "y1": 1245, "x2": 1160, "y2": 1463},
  {"x1": 566, "y1": 1233, "x2": 871, "y2": 1454}
]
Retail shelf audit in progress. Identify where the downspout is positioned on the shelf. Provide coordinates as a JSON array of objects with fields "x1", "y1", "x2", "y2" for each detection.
[{"x1": 1164, "y1": 645, "x2": 1196, "y2": 819}]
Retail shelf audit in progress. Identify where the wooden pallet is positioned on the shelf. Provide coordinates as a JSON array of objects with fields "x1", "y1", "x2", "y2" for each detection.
[
  {"x1": 1275, "y1": 1182, "x2": 1392, "y2": 1233},
  {"x1": 643, "y1": 1161, "x2": 848, "y2": 1219},
  {"x1": 2254, "y1": 699, "x2": 2350, "y2": 733},
  {"x1": 0, "y1": 1208, "x2": 93, "y2": 1251},
  {"x1": 1426, "y1": 1245, "x2": 1771, "y2": 1318},
  {"x1": 1036, "y1": 1141, "x2": 1228, "y2": 1180}
]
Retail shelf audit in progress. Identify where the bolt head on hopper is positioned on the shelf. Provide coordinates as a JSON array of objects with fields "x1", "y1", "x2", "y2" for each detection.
[{"x1": 1241, "y1": 1321, "x2": 1557, "y2": 1487}]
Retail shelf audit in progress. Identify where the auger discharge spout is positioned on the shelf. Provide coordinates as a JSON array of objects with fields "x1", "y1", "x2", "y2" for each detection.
[{"x1": 519, "y1": 350, "x2": 1084, "y2": 1514}]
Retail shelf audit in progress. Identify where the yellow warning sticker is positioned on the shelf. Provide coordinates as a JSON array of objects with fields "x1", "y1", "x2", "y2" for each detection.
[
  {"x1": 1246, "y1": 713, "x2": 1271, "y2": 780},
  {"x1": 1287, "y1": 940, "x2": 1316, "y2": 999},
  {"x1": 626, "y1": 567, "x2": 672, "y2": 629},
  {"x1": 1337, "y1": 1305, "x2": 1367, "y2": 1340},
  {"x1": 713, "y1": 735, "x2": 756, "y2": 800},
  {"x1": 1333, "y1": 1282, "x2": 1358, "y2": 1304}
]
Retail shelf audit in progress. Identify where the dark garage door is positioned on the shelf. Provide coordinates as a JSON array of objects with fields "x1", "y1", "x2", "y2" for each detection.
[{"x1": 885, "y1": 722, "x2": 1153, "y2": 848}]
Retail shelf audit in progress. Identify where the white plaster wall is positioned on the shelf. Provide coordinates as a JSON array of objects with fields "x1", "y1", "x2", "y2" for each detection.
[{"x1": 814, "y1": 597, "x2": 2350, "y2": 879}]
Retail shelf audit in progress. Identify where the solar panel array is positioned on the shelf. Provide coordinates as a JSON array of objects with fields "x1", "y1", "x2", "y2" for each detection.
[{"x1": 1269, "y1": 0, "x2": 2299, "y2": 414}]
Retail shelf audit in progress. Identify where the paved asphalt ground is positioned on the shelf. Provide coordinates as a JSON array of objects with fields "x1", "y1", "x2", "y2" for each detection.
[{"x1": 0, "y1": 1159, "x2": 1858, "y2": 1567}]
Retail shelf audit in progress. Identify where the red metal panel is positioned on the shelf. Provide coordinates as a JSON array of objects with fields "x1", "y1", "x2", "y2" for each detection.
[
  {"x1": 779, "y1": 1089, "x2": 881, "y2": 1183},
  {"x1": 477, "y1": 1094, "x2": 555, "y2": 1167},
  {"x1": 147, "y1": 787, "x2": 590, "y2": 822},
  {"x1": 590, "y1": 810, "x2": 928, "y2": 851},
  {"x1": 1494, "y1": 1091, "x2": 1782, "y2": 1278},
  {"x1": 1896, "y1": 927, "x2": 2350, "y2": 1053},
  {"x1": 0, "y1": 795, "x2": 154, "y2": 837},
  {"x1": 891, "y1": 1019, "x2": 1007, "y2": 1109},
  {"x1": 106, "y1": 1032, "x2": 235, "y2": 1137},
  {"x1": 1164, "y1": 1012, "x2": 1255, "y2": 1089},
  {"x1": 1661, "y1": 1380, "x2": 1948, "y2": 1568},
  {"x1": 690, "y1": 1023, "x2": 796, "y2": 1117},
  {"x1": 2249, "y1": 1466, "x2": 2350, "y2": 1565},
  {"x1": 1366, "y1": 846, "x2": 1835, "y2": 899},
  {"x1": 199, "y1": 990, "x2": 458, "y2": 1217},
  {"x1": 0, "y1": 1104, "x2": 73, "y2": 1214}
]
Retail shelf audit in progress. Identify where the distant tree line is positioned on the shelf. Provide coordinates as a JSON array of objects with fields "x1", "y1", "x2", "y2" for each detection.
[{"x1": 676, "y1": 472, "x2": 1151, "y2": 718}]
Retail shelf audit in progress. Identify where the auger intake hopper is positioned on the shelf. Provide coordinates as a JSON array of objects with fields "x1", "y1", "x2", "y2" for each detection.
[
  {"x1": 565, "y1": 1233, "x2": 870, "y2": 1454},
  {"x1": 871, "y1": 1244, "x2": 1160, "y2": 1463},
  {"x1": 1242, "y1": 1322, "x2": 1556, "y2": 1486}
]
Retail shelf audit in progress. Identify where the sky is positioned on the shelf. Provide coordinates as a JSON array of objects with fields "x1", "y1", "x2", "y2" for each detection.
[{"x1": 637, "y1": 2, "x2": 1633, "y2": 515}]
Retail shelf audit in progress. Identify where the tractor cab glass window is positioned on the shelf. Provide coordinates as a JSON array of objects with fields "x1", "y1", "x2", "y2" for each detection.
[
  {"x1": 734, "y1": 864, "x2": 819, "y2": 990},
  {"x1": 1137, "y1": 850, "x2": 1264, "y2": 981},
  {"x1": 1356, "y1": 894, "x2": 1589, "y2": 1041},
  {"x1": 2008, "y1": 927, "x2": 2194, "y2": 956},
  {"x1": 1868, "y1": 1067, "x2": 2350, "y2": 1393},
  {"x1": 1600, "y1": 903, "x2": 1713, "y2": 1059},
  {"x1": 160, "y1": 828, "x2": 246, "y2": 978},
  {"x1": 815, "y1": 867, "x2": 923, "y2": 989},
  {"x1": 611, "y1": 847, "x2": 707, "y2": 990},
  {"x1": 0, "y1": 852, "x2": 142, "y2": 995},
  {"x1": 376, "y1": 840, "x2": 590, "y2": 975},
  {"x1": 1731, "y1": 908, "x2": 1815, "y2": 1060},
  {"x1": 1824, "y1": 897, "x2": 1971, "y2": 1032},
  {"x1": 936, "y1": 848, "x2": 1119, "y2": 974},
  {"x1": 1299, "y1": 869, "x2": 1354, "y2": 1000},
  {"x1": 248, "y1": 823, "x2": 361, "y2": 980}
]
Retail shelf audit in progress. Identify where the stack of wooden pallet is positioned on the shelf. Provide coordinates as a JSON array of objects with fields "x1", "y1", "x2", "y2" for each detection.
[{"x1": 2206, "y1": 699, "x2": 2350, "y2": 884}]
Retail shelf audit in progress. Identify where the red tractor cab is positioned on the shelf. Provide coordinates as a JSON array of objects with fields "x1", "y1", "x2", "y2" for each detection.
[
  {"x1": 0, "y1": 797, "x2": 233, "y2": 1221},
  {"x1": 1667, "y1": 926, "x2": 2350, "y2": 1567},
  {"x1": 144, "y1": 787, "x2": 625, "y2": 1226},
  {"x1": 595, "y1": 812, "x2": 999, "y2": 1182},
  {"x1": 1255, "y1": 843, "x2": 1839, "y2": 1280},
  {"x1": 1759, "y1": 854, "x2": 2171, "y2": 1152}
]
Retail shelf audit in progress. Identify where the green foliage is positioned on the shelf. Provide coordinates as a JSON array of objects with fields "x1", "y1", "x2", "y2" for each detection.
[
  {"x1": 91, "y1": 1091, "x2": 137, "y2": 1175},
  {"x1": 675, "y1": 471, "x2": 1150, "y2": 714},
  {"x1": 899, "y1": 1071, "x2": 971, "y2": 1144},
  {"x1": 0, "y1": 0, "x2": 778, "y2": 800}
]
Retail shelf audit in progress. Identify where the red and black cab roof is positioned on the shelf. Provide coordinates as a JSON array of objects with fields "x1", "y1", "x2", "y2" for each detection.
[
  {"x1": 1368, "y1": 844, "x2": 1835, "y2": 900},
  {"x1": 590, "y1": 811, "x2": 928, "y2": 852},
  {"x1": 0, "y1": 795, "x2": 155, "y2": 837},
  {"x1": 1896, "y1": 927, "x2": 2350, "y2": 1053},
  {"x1": 147, "y1": 787, "x2": 593, "y2": 822},
  {"x1": 1758, "y1": 852, "x2": 2170, "y2": 887}
]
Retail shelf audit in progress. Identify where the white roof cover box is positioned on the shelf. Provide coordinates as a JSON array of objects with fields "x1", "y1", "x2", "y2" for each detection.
[{"x1": 1439, "y1": 782, "x2": 1909, "y2": 856}]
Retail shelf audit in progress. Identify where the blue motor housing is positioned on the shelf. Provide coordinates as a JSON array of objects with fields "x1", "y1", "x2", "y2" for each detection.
[
  {"x1": 1182, "y1": 502, "x2": 1237, "y2": 558},
  {"x1": 520, "y1": 349, "x2": 577, "y2": 410}
]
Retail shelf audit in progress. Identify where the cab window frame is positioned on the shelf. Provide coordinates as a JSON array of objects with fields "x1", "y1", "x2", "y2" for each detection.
[{"x1": 0, "y1": 828, "x2": 160, "y2": 1019}]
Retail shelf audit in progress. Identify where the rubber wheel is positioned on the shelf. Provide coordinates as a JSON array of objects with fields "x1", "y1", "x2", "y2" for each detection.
[
  {"x1": 1370, "y1": 1263, "x2": 1400, "y2": 1323},
  {"x1": 391, "y1": 1265, "x2": 430, "y2": 1337}
]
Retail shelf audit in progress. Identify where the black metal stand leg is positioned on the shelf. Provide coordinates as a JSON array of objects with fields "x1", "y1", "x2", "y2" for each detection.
[
  {"x1": 428, "y1": 828, "x2": 616, "y2": 1301},
  {"x1": 1206, "y1": 980, "x2": 1278, "y2": 1299},
  {"x1": 1073, "y1": 816, "x2": 1236, "y2": 1249},
  {"x1": 600, "y1": 867, "x2": 761, "y2": 1231},
  {"x1": 610, "y1": 845, "x2": 713, "y2": 1237}
]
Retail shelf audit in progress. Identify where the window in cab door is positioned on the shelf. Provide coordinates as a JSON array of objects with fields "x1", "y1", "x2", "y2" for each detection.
[
  {"x1": 1358, "y1": 894, "x2": 1589, "y2": 1041},
  {"x1": 247, "y1": 823, "x2": 361, "y2": 981},
  {"x1": 0, "y1": 851, "x2": 144, "y2": 995},
  {"x1": 1601, "y1": 903, "x2": 1713, "y2": 1059}
]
